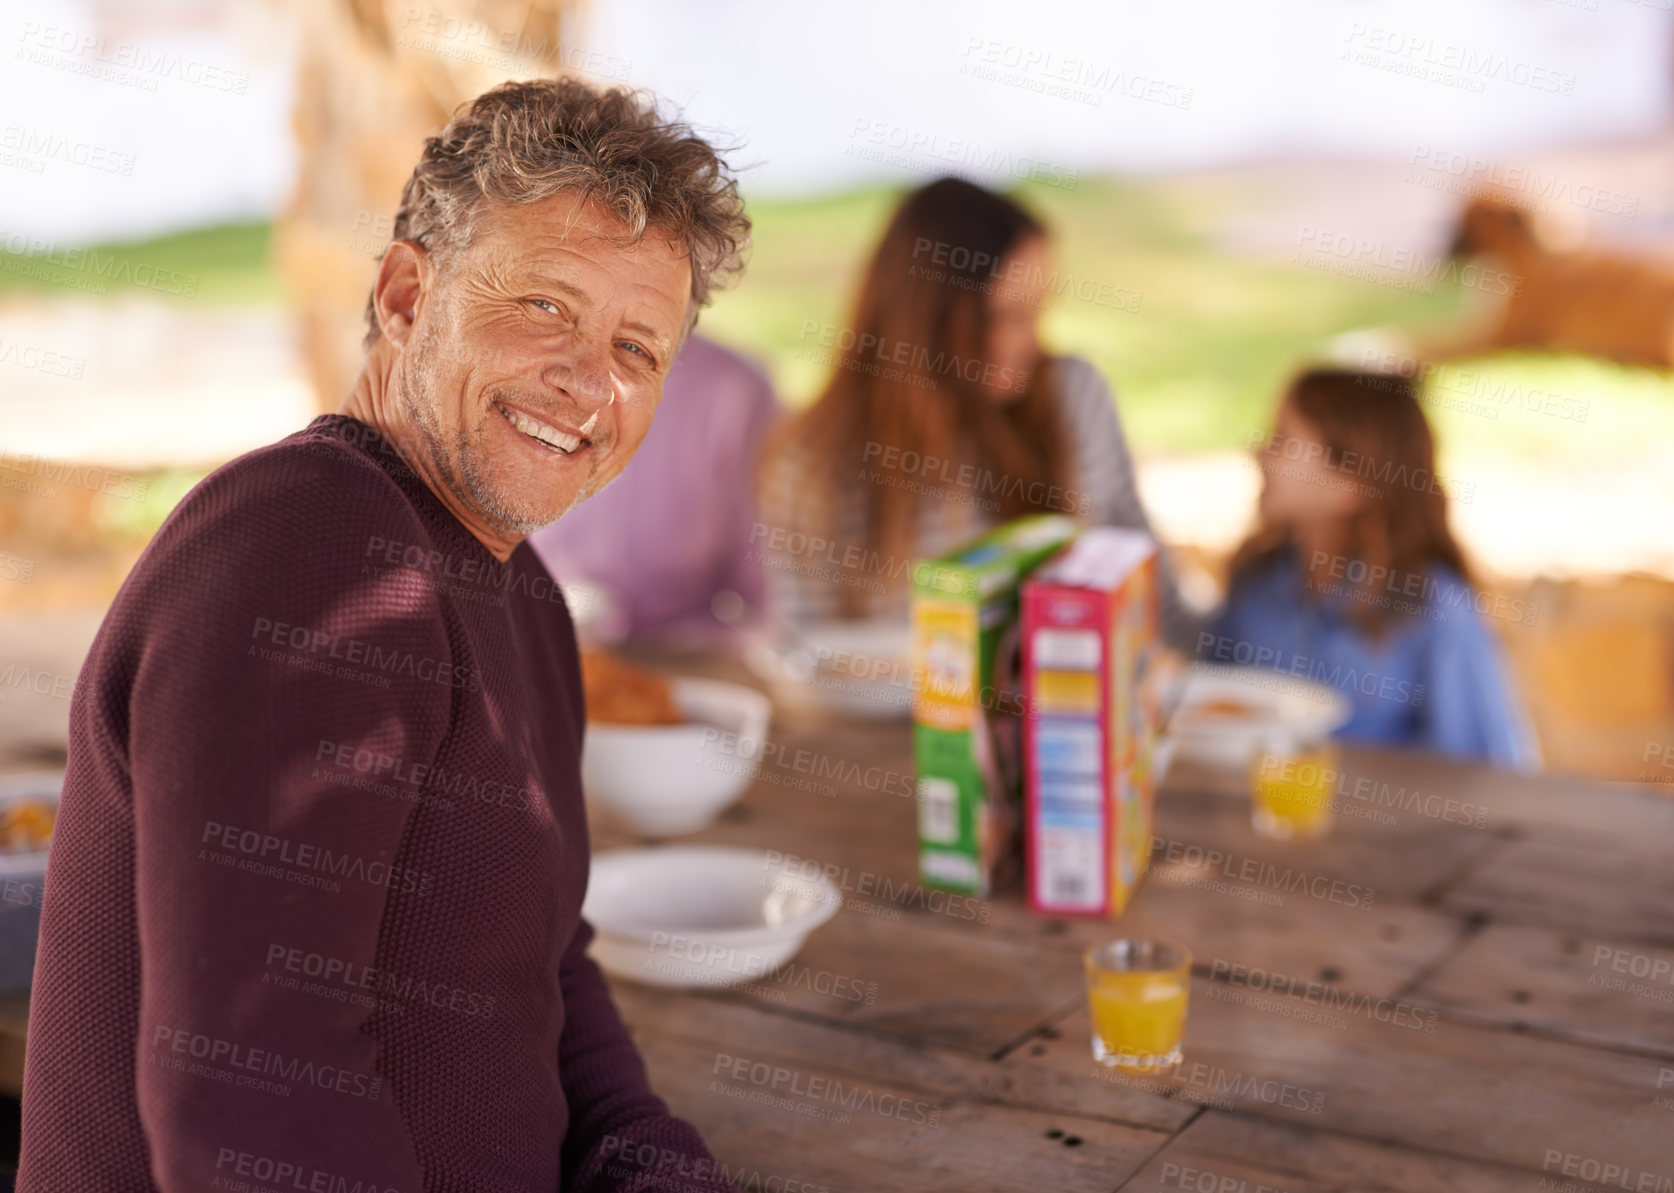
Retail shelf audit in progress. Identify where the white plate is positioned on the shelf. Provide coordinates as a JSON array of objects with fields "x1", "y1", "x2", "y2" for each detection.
[
  {"x1": 581, "y1": 845, "x2": 840, "y2": 988},
  {"x1": 1163, "y1": 664, "x2": 1351, "y2": 770}
]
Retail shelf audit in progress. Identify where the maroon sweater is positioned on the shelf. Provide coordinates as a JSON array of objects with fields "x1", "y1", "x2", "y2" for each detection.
[{"x1": 19, "y1": 415, "x2": 736, "y2": 1193}]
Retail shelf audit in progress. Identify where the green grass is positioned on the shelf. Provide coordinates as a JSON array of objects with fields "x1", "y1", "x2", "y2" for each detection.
[
  {"x1": 8, "y1": 179, "x2": 1674, "y2": 469},
  {"x1": 0, "y1": 220, "x2": 279, "y2": 306},
  {"x1": 93, "y1": 468, "x2": 207, "y2": 540}
]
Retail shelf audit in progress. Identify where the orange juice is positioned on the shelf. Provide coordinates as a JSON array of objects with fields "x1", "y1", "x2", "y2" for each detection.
[
  {"x1": 1250, "y1": 739, "x2": 1337, "y2": 841},
  {"x1": 1085, "y1": 940, "x2": 1190, "y2": 1072}
]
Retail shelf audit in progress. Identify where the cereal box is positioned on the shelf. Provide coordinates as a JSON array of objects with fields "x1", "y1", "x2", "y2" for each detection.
[
  {"x1": 912, "y1": 514, "x2": 1079, "y2": 896},
  {"x1": 1021, "y1": 527, "x2": 1162, "y2": 916}
]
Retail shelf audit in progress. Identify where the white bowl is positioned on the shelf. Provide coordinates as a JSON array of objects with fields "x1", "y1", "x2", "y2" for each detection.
[
  {"x1": 582, "y1": 845, "x2": 841, "y2": 988},
  {"x1": 744, "y1": 619, "x2": 916, "y2": 721},
  {"x1": 0, "y1": 772, "x2": 60, "y2": 994},
  {"x1": 0, "y1": 771, "x2": 60, "y2": 879},
  {"x1": 583, "y1": 678, "x2": 772, "y2": 837},
  {"x1": 1163, "y1": 663, "x2": 1351, "y2": 770}
]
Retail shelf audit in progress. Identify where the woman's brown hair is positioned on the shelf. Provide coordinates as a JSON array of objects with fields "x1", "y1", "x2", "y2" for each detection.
[
  {"x1": 1229, "y1": 367, "x2": 1472, "y2": 635},
  {"x1": 760, "y1": 177, "x2": 1076, "y2": 617}
]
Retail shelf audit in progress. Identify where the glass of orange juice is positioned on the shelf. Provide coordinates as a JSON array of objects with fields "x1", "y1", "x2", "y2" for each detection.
[
  {"x1": 1085, "y1": 940, "x2": 1191, "y2": 1073},
  {"x1": 1250, "y1": 732, "x2": 1337, "y2": 841}
]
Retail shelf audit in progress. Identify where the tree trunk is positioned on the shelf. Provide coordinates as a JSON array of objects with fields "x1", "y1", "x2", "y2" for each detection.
[{"x1": 273, "y1": 0, "x2": 579, "y2": 410}]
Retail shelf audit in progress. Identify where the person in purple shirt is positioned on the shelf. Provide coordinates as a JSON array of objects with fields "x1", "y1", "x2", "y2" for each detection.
[
  {"x1": 530, "y1": 333, "x2": 780, "y2": 643},
  {"x1": 1201, "y1": 367, "x2": 1539, "y2": 772}
]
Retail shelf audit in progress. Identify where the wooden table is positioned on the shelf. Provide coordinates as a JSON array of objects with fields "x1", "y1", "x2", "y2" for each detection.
[
  {"x1": 2, "y1": 664, "x2": 1668, "y2": 1188},
  {"x1": 590, "y1": 682, "x2": 1674, "y2": 1192}
]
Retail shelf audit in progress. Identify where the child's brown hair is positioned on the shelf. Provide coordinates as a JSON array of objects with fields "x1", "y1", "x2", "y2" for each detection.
[{"x1": 1229, "y1": 367, "x2": 1472, "y2": 635}]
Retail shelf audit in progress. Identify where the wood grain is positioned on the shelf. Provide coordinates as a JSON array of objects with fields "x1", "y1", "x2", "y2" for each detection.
[
  {"x1": 577, "y1": 662, "x2": 1672, "y2": 1180},
  {"x1": 997, "y1": 974, "x2": 1674, "y2": 1178},
  {"x1": 611, "y1": 978, "x2": 1197, "y2": 1134},
  {"x1": 1409, "y1": 920, "x2": 1674, "y2": 1055},
  {"x1": 1442, "y1": 835, "x2": 1674, "y2": 945},
  {"x1": 612, "y1": 983, "x2": 1177, "y2": 1191},
  {"x1": 1126, "y1": 1110, "x2": 1589, "y2": 1192}
]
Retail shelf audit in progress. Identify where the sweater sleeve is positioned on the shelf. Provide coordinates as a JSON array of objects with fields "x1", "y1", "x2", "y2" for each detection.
[
  {"x1": 1056, "y1": 357, "x2": 1203, "y2": 653},
  {"x1": 127, "y1": 444, "x2": 454, "y2": 1190},
  {"x1": 557, "y1": 918, "x2": 740, "y2": 1192}
]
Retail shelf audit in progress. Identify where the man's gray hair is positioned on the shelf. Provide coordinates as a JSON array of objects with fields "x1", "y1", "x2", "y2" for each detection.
[{"x1": 364, "y1": 76, "x2": 749, "y2": 347}]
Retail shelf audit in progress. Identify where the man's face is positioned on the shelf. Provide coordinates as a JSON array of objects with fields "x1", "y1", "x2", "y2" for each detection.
[{"x1": 396, "y1": 190, "x2": 692, "y2": 539}]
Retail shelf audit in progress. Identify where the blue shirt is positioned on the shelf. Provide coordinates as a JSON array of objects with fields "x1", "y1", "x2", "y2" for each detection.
[{"x1": 1203, "y1": 551, "x2": 1540, "y2": 772}]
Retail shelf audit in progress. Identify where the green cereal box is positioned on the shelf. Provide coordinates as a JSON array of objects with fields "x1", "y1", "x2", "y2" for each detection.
[{"x1": 911, "y1": 514, "x2": 1080, "y2": 895}]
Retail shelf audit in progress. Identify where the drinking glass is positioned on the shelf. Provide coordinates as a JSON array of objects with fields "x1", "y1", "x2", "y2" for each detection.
[
  {"x1": 1085, "y1": 939, "x2": 1190, "y2": 1073},
  {"x1": 1250, "y1": 732, "x2": 1337, "y2": 840}
]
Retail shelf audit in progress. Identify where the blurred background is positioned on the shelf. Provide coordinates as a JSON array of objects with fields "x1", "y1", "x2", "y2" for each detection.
[{"x1": 3, "y1": 0, "x2": 1673, "y2": 782}]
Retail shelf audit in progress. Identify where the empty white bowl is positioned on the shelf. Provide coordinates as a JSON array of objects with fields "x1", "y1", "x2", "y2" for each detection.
[
  {"x1": 583, "y1": 678, "x2": 772, "y2": 837},
  {"x1": 1163, "y1": 663, "x2": 1351, "y2": 769},
  {"x1": 582, "y1": 845, "x2": 841, "y2": 988}
]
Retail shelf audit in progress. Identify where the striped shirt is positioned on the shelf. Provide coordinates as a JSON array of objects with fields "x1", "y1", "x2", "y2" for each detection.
[{"x1": 756, "y1": 355, "x2": 1200, "y2": 649}]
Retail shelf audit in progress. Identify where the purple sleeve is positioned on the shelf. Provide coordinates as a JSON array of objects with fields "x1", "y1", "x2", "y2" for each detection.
[
  {"x1": 715, "y1": 369, "x2": 782, "y2": 616},
  {"x1": 127, "y1": 448, "x2": 451, "y2": 1190},
  {"x1": 557, "y1": 917, "x2": 739, "y2": 1192}
]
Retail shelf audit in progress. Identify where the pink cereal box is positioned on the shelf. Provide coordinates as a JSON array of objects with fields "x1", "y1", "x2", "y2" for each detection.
[{"x1": 1021, "y1": 527, "x2": 1162, "y2": 917}]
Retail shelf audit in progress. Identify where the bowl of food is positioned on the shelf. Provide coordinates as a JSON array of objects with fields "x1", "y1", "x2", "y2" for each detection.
[
  {"x1": 581, "y1": 651, "x2": 773, "y2": 837},
  {"x1": 0, "y1": 772, "x2": 61, "y2": 994},
  {"x1": 743, "y1": 619, "x2": 916, "y2": 721},
  {"x1": 581, "y1": 845, "x2": 840, "y2": 988},
  {"x1": 1163, "y1": 664, "x2": 1351, "y2": 770}
]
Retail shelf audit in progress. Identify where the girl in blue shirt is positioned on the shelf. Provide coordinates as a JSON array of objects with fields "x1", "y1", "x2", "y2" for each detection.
[{"x1": 1206, "y1": 367, "x2": 1540, "y2": 772}]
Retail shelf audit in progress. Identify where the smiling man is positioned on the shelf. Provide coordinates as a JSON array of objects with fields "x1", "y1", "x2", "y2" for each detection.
[{"x1": 19, "y1": 80, "x2": 749, "y2": 1193}]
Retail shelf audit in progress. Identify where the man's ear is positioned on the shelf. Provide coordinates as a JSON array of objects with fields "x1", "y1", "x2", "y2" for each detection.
[{"x1": 374, "y1": 239, "x2": 431, "y2": 349}]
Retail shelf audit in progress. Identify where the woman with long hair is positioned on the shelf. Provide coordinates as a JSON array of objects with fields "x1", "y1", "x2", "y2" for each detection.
[
  {"x1": 1207, "y1": 367, "x2": 1538, "y2": 769},
  {"x1": 756, "y1": 176, "x2": 1197, "y2": 649}
]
